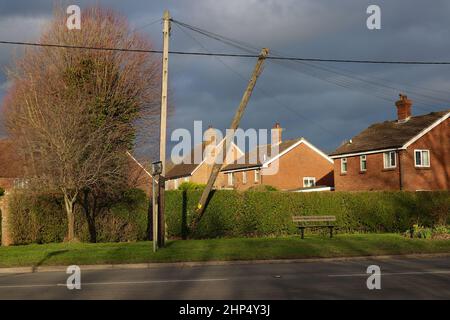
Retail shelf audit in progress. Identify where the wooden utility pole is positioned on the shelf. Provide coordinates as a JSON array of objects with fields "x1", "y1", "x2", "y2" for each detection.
[
  {"x1": 153, "y1": 10, "x2": 171, "y2": 251},
  {"x1": 192, "y1": 48, "x2": 269, "y2": 228},
  {"x1": 152, "y1": 175, "x2": 158, "y2": 252},
  {"x1": 160, "y1": 10, "x2": 171, "y2": 177}
]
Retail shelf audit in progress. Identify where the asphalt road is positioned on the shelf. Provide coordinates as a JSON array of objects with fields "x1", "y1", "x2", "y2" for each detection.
[{"x1": 0, "y1": 256, "x2": 449, "y2": 299}]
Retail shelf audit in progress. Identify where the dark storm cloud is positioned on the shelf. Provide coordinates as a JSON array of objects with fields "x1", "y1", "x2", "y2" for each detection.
[{"x1": 1, "y1": 0, "x2": 450, "y2": 155}]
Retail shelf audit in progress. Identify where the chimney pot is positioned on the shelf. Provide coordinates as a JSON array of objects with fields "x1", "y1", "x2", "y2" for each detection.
[
  {"x1": 395, "y1": 94, "x2": 413, "y2": 122},
  {"x1": 271, "y1": 122, "x2": 282, "y2": 145}
]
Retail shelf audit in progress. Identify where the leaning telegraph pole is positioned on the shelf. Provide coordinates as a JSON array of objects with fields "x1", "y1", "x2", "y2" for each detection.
[
  {"x1": 152, "y1": 10, "x2": 171, "y2": 251},
  {"x1": 192, "y1": 48, "x2": 269, "y2": 229},
  {"x1": 160, "y1": 10, "x2": 171, "y2": 177}
]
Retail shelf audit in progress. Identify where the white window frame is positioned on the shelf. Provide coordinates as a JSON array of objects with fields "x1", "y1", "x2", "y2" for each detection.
[
  {"x1": 360, "y1": 155, "x2": 367, "y2": 172},
  {"x1": 242, "y1": 171, "x2": 247, "y2": 184},
  {"x1": 383, "y1": 151, "x2": 397, "y2": 169},
  {"x1": 228, "y1": 172, "x2": 234, "y2": 186},
  {"x1": 414, "y1": 149, "x2": 430, "y2": 168},
  {"x1": 303, "y1": 177, "x2": 316, "y2": 188},
  {"x1": 341, "y1": 158, "x2": 347, "y2": 174},
  {"x1": 254, "y1": 170, "x2": 260, "y2": 183},
  {"x1": 174, "y1": 179, "x2": 179, "y2": 189}
]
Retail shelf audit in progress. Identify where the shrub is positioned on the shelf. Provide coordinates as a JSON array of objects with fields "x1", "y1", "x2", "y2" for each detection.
[
  {"x1": 165, "y1": 190, "x2": 449, "y2": 239},
  {"x1": 8, "y1": 189, "x2": 149, "y2": 244},
  {"x1": 178, "y1": 182, "x2": 206, "y2": 191},
  {"x1": 6, "y1": 189, "x2": 450, "y2": 243},
  {"x1": 247, "y1": 185, "x2": 278, "y2": 192}
]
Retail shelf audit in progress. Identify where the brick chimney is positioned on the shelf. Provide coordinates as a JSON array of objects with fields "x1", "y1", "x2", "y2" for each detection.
[
  {"x1": 395, "y1": 94, "x2": 413, "y2": 122},
  {"x1": 271, "y1": 122, "x2": 282, "y2": 145}
]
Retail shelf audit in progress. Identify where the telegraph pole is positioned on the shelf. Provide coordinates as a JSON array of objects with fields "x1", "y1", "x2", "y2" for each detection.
[
  {"x1": 153, "y1": 10, "x2": 171, "y2": 251},
  {"x1": 160, "y1": 10, "x2": 171, "y2": 177},
  {"x1": 192, "y1": 48, "x2": 269, "y2": 229}
]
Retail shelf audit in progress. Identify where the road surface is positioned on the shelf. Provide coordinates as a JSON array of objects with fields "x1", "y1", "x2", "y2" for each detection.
[{"x1": 0, "y1": 256, "x2": 449, "y2": 299}]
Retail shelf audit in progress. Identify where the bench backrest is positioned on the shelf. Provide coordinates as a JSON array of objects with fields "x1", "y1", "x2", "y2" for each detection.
[{"x1": 292, "y1": 215, "x2": 336, "y2": 223}]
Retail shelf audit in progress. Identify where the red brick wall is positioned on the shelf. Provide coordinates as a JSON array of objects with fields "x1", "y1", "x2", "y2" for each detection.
[
  {"x1": 401, "y1": 118, "x2": 449, "y2": 190},
  {"x1": 0, "y1": 178, "x2": 14, "y2": 190},
  {"x1": 333, "y1": 152, "x2": 400, "y2": 191},
  {"x1": 334, "y1": 118, "x2": 449, "y2": 191},
  {"x1": 229, "y1": 142, "x2": 334, "y2": 191}
]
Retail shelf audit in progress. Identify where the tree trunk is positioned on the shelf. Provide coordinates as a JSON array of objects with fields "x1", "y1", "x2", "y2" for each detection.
[
  {"x1": 81, "y1": 189, "x2": 97, "y2": 243},
  {"x1": 64, "y1": 194, "x2": 76, "y2": 242}
]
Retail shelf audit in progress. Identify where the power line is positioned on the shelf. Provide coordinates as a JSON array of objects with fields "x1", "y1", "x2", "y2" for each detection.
[
  {"x1": 171, "y1": 20, "x2": 448, "y2": 111},
  {"x1": 173, "y1": 22, "x2": 343, "y2": 139},
  {"x1": 2, "y1": 39, "x2": 450, "y2": 65}
]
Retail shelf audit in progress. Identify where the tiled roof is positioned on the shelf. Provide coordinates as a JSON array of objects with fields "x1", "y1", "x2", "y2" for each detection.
[
  {"x1": 222, "y1": 138, "x2": 302, "y2": 172},
  {"x1": 330, "y1": 110, "x2": 449, "y2": 156},
  {"x1": 165, "y1": 140, "x2": 241, "y2": 179}
]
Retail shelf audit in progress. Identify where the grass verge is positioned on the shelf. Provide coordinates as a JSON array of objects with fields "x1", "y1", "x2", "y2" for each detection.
[{"x1": 1, "y1": 233, "x2": 450, "y2": 268}]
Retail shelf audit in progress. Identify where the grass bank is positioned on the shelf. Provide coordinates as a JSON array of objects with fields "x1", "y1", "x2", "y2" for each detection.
[{"x1": 1, "y1": 233, "x2": 450, "y2": 268}]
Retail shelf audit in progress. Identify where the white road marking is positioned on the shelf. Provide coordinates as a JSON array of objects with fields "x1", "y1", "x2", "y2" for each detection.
[
  {"x1": 328, "y1": 270, "x2": 450, "y2": 277},
  {"x1": 0, "y1": 278, "x2": 228, "y2": 289},
  {"x1": 56, "y1": 278, "x2": 229, "y2": 286}
]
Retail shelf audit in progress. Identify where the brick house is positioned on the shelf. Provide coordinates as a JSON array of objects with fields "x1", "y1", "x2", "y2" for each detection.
[
  {"x1": 0, "y1": 139, "x2": 26, "y2": 191},
  {"x1": 220, "y1": 124, "x2": 334, "y2": 191},
  {"x1": 330, "y1": 95, "x2": 450, "y2": 191},
  {"x1": 165, "y1": 127, "x2": 244, "y2": 190}
]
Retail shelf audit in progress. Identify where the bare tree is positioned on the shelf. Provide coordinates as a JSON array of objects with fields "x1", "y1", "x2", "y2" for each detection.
[{"x1": 4, "y1": 6, "x2": 160, "y2": 241}]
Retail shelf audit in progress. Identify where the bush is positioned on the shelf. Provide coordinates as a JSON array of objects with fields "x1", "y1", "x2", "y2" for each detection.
[
  {"x1": 247, "y1": 185, "x2": 278, "y2": 192},
  {"x1": 165, "y1": 190, "x2": 449, "y2": 239},
  {"x1": 178, "y1": 182, "x2": 206, "y2": 191},
  {"x1": 8, "y1": 189, "x2": 149, "y2": 245},
  {"x1": 6, "y1": 189, "x2": 450, "y2": 243}
]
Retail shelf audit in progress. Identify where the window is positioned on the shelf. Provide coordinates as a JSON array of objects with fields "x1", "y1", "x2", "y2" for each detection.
[
  {"x1": 415, "y1": 150, "x2": 430, "y2": 167},
  {"x1": 13, "y1": 178, "x2": 29, "y2": 189},
  {"x1": 228, "y1": 173, "x2": 235, "y2": 186},
  {"x1": 254, "y1": 170, "x2": 261, "y2": 183},
  {"x1": 360, "y1": 155, "x2": 367, "y2": 172},
  {"x1": 303, "y1": 177, "x2": 316, "y2": 188},
  {"x1": 383, "y1": 151, "x2": 397, "y2": 169},
  {"x1": 242, "y1": 171, "x2": 247, "y2": 184},
  {"x1": 341, "y1": 158, "x2": 347, "y2": 174},
  {"x1": 174, "y1": 179, "x2": 179, "y2": 189}
]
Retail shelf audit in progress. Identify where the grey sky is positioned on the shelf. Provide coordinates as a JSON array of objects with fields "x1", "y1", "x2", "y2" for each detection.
[{"x1": 1, "y1": 0, "x2": 449, "y2": 159}]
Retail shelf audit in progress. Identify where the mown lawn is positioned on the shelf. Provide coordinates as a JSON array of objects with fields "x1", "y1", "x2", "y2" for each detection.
[{"x1": 1, "y1": 233, "x2": 450, "y2": 268}]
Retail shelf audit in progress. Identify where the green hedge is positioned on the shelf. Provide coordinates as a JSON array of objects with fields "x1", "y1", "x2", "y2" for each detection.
[
  {"x1": 165, "y1": 191, "x2": 450, "y2": 239},
  {"x1": 8, "y1": 189, "x2": 149, "y2": 245},
  {"x1": 6, "y1": 189, "x2": 450, "y2": 243}
]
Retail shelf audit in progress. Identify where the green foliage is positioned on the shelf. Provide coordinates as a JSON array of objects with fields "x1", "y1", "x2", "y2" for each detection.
[
  {"x1": 7, "y1": 189, "x2": 450, "y2": 243},
  {"x1": 407, "y1": 224, "x2": 449, "y2": 239},
  {"x1": 434, "y1": 225, "x2": 449, "y2": 235},
  {"x1": 178, "y1": 182, "x2": 206, "y2": 191},
  {"x1": 8, "y1": 189, "x2": 149, "y2": 245},
  {"x1": 247, "y1": 185, "x2": 278, "y2": 192},
  {"x1": 165, "y1": 190, "x2": 449, "y2": 239}
]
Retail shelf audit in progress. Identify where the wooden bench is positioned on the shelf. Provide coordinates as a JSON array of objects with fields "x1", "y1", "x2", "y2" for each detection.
[{"x1": 292, "y1": 215, "x2": 336, "y2": 239}]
